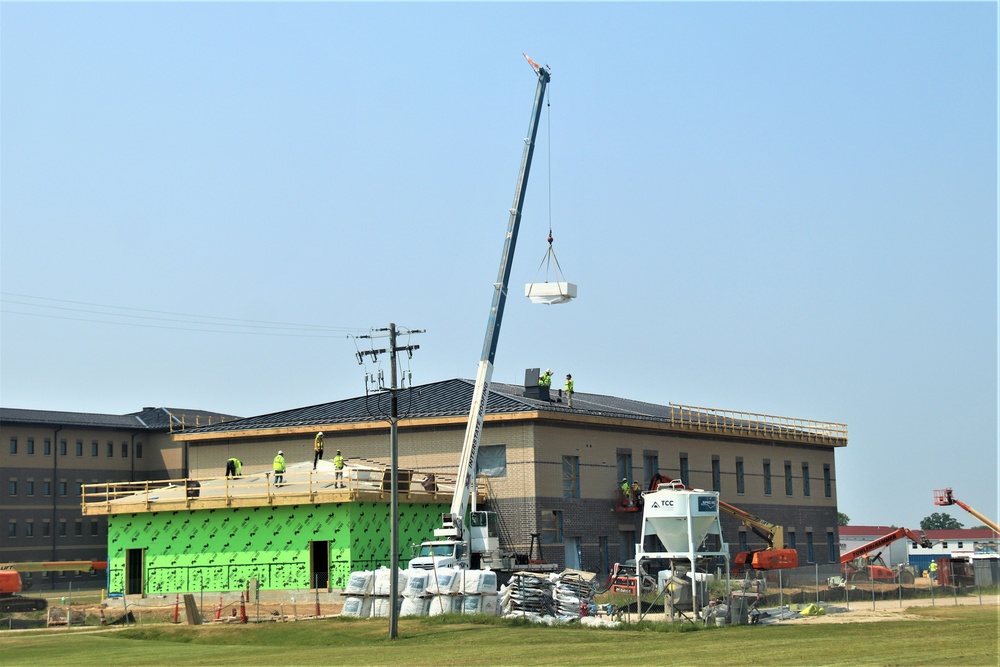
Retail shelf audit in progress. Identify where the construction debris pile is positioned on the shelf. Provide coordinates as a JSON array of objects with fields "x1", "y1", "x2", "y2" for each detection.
[
  {"x1": 500, "y1": 570, "x2": 599, "y2": 624},
  {"x1": 341, "y1": 567, "x2": 498, "y2": 618}
]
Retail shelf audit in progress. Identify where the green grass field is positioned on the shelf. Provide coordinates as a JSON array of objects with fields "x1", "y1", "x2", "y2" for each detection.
[{"x1": 3, "y1": 605, "x2": 998, "y2": 667}]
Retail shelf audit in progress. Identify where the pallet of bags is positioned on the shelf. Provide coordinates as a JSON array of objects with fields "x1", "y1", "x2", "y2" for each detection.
[
  {"x1": 372, "y1": 566, "x2": 408, "y2": 596},
  {"x1": 461, "y1": 569, "x2": 498, "y2": 595},
  {"x1": 427, "y1": 594, "x2": 464, "y2": 616},
  {"x1": 344, "y1": 570, "x2": 375, "y2": 596},
  {"x1": 500, "y1": 571, "x2": 554, "y2": 617},
  {"x1": 425, "y1": 567, "x2": 461, "y2": 595},
  {"x1": 403, "y1": 569, "x2": 430, "y2": 598},
  {"x1": 399, "y1": 596, "x2": 430, "y2": 617},
  {"x1": 341, "y1": 596, "x2": 372, "y2": 618},
  {"x1": 463, "y1": 593, "x2": 498, "y2": 616},
  {"x1": 371, "y1": 596, "x2": 401, "y2": 618}
]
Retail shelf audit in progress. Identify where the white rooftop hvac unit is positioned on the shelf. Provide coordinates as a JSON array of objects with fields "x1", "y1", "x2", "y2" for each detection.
[{"x1": 525, "y1": 281, "x2": 577, "y2": 305}]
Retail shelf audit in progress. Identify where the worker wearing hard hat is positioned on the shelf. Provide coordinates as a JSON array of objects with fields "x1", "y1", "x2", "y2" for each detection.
[
  {"x1": 538, "y1": 369, "x2": 553, "y2": 387},
  {"x1": 273, "y1": 450, "x2": 286, "y2": 486},
  {"x1": 620, "y1": 478, "x2": 633, "y2": 507},
  {"x1": 564, "y1": 374, "x2": 574, "y2": 408},
  {"x1": 333, "y1": 449, "x2": 345, "y2": 488},
  {"x1": 313, "y1": 432, "x2": 325, "y2": 470}
]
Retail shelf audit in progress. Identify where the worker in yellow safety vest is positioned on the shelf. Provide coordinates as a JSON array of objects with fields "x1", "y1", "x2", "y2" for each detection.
[
  {"x1": 225, "y1": 457, "x2": 242, "y2": 477},
  {"x1": 273, "y1": 450, "x2": 286, "y2": 486},
  {"x1": 538, "y1": 369, "x2": 553, "y2": 387},
  {"x1": 313, "y1": 432, "x2": 325, "y2": 470},
  {"x1": 564, "y1": 374, "x2": 574, "y2": 408},
  {"x1": 333, "y1": 450, "x2": 345, "y2": 488}
]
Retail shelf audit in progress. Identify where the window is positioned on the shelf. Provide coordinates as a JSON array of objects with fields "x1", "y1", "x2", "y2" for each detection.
[
  {"x1": 42, "y1": 520, "x2": 51, "y2": 537},
  {"x1": 25, "y1": 521, "x2": 34, "y2": 538},
  {"x1": 643, "y1": 453, "x2": 658, "y2": 486},
  {"x1": 58, "y1": 520, "x2": 67, "y2": 537},
  {"x1": 739, "y1": 530, "x2": 749, "y2": 553},
  {"x1": 616, "y1": 451, "x2": 632, "y2": 485},
  {"x1": 107, "y1": 441, "x2": 114, "y2": 458},
  {"x1": 957, "y1": 541, "x2": 964, "y2": 549},
  {"x1": 8, "y1": 480, "x2": 16, "y2": 496},
  {"x1": 540, "y1": 510, "x2": 563, "y2": 544},
  {"x1": 90, "y1": 521, "x2": 99, "y2": 536},
  {"x1": 44, "y1": 438, "x2": 51, "y2": 456},
  {"x1": 76, "y1": 481, "x2": 84, "y2": 497},
  {"x1": 75, "y1": 520, "x2": 83, "y2": 537},
  {"x1": 43, "y1": 481, "x2": 51, "y2": 496},
  {"x1": 763, "y1": 460, "x2": 772, "y2": 495},
  {"x1": 59, "y1": 481, "x2": 68, "y2": 496},
  {"x1": 7, "y1": 521, "x2": 15, "y2": 538},
  {"x1": 788, "y1": 530, "x2": 796, "y2": 549},
  {"x1": 823, "y1": 464, "x2": 832, "y2": 498},
  {"x1": 736, "y1": 458, "x2": 745, "y2": 495},
  {"x1": 75, "y1": 440, "x2": 83, "y2": 457},
  {"x1": 59, "y1": 439, "x2": 67, "y2": 456},
  {"x1": 802, "y1": 463, "x2": 810, "y2": 497},
  {"x1": 679, "y1": 453, "x2": 689, "y2": 486},
  {"x1": 91, "y1": 441, "x2": 98, "y2": 457},
  {"x1": 806, "y1": 532, "x2": 815, "y2": 563},
  {"x1": 784, "y1": 461, "x2": 793, "y2": 496},
  {"x1": 26, "y1": 437, "x2": 34, "y2": 454},
  {"x1": 619, "y1": 530, "x2": 636, "y2": 562},
  {"x1": 562, "y1": 456, "x2": 581, "y2": 498},
  {"x1": 121, "y1": 442, "x2": 128, "y2": 458},
  {"x1": 136, "y1": 442, "x2": 143, "y2": 459},
  {"x1": 827, "y1": 531, "x2": 836, "y2": 562},
  {"x1": 9, "y1": 437, "x2": 16, "y2": 454},
  {"x1": 711, "y1": 456, "x2": 721, "y2": 492},
  {"x1": 598, "y1": 536, "x2": 610, "y2": 578},
  {"x1": 26, "y1": 481, "x2": 34, "y2": 496},
  {"x1": 476, "y1": 445, "x2": 507, "y2": 477}
]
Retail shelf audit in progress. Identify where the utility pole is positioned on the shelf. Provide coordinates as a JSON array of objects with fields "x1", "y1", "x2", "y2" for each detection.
[{"x1": 355, "y1": 322, "x2": 423, "y2": 639}]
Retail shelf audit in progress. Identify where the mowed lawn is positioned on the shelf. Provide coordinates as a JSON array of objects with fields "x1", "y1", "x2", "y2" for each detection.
[{"x1": 4, "y1": 606, "x2": 997, "y2": 667}]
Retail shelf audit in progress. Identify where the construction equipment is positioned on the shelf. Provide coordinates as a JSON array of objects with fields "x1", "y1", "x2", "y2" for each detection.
[
  {"x1": 648, "y1": 474, "x2": 798, "y2": 577},
  {"x1": 606, "y1": 560, "x2": 657, "y2": 595},
  {"x1": 934, "y1": 488, "x2": 1000, "y2": 535},
  {"x1": 0, "y1": 560, "x2": 108, "y2": 613},
  {"x1": 410, "y1": 58, "x2": 555, "y2": 574},
  {"x1": 839, "y1": 527, "x2": 931, "y2": 583}
]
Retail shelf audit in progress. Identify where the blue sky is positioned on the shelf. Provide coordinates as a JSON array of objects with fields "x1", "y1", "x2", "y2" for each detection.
[{"x1": 1, "y1": 3, "x2": 996, "y2": 530}]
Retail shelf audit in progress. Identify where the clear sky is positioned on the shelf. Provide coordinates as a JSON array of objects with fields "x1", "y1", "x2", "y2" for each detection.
[{"x1": 2, "y1": 3, "x2": 996, "y2": 531}]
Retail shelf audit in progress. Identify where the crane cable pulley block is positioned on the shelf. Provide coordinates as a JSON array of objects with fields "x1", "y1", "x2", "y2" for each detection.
[{"x1": 526, "y1": 229, "x2": 576, "y2": 304}]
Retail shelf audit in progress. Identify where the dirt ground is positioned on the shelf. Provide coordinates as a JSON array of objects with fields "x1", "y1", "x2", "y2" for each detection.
[{"x1": 774, "y1": 593, "x2": 1000, "y2": 624}]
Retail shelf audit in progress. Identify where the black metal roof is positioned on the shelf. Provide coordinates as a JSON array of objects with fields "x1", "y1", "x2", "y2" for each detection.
[
  {"x1": 177, "y1": 378, "x2": 685, "y2": 435},
  {"x1": 175, "y1": 379, "x2": 846, "y2": 446},
  {"x1": 0, "y1": 406, "x2": 240, "y2": 431}
]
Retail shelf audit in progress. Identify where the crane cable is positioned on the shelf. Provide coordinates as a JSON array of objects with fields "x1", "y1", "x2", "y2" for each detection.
[{"x1": 531, "y1": 86, "x2": 568, "y2": 285}]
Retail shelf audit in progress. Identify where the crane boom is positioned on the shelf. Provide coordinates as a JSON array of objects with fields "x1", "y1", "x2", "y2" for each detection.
[
  {"x1": 840, "y1": 527, "x2": 931, "y2": 564},
  {"x1": 437, "y1": 61, "x2": 551, "y2": 541}
]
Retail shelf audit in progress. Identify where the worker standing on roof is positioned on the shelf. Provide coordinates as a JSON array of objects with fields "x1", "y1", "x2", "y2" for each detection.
[
  {"x1": 564, "y1": 374, "x2": 574, "y2": 407},
  {"x1": 225, "y1": 457, "x2": 242, "y2": 477},
  {"x1": 333, "y1": 449, "x2": 345, "y2": 488},
  {"x1": 538, "y1": 369, "x2": 553, "y2": 387},
  {"x1": 273, "y1": 450, "x2": 286, "y2": 486},
  {"x1": 313, "y1": 432, "x2": 325, "y2": 470}
]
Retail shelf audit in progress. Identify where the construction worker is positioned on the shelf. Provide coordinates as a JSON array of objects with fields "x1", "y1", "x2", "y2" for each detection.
[
  {"x1": 538, "y1": 369, "x2": 553, "y2": 387},
  {"x1": 620, "y1": 478, "x2": 632, "y2": 507},
  {"x1": 333, "y1": 449, "x2": 345, "y2": 488},
  {"x1": 225, "y1": 457, "x2": 242, "y2": 477},
  {"x1": 273, "y1": 450, "x2": 286, "y2": 486},
  {"x1": 564, "y1": 374, "x2": 574, "y2": 408},
  {"x1": 632, "y1": 480, "x2": 643, "y2": 508},
  {"x1": 929, "y1": 560, "x2": 937, "y2": 584},
  {"x1": 313, "y1": 432, "x2": 325, "y2": 470}
]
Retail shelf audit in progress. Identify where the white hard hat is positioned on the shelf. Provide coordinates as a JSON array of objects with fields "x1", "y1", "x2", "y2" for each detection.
[
  {"x1": 278, "y1": 450, "x2": 283, "y2": 454},
  {"x1": 317, "y1": 432, "x2": 324, "y2": 436},
  {"x1": 545, "y1": 369, "x2": 552, "y2": 374}
]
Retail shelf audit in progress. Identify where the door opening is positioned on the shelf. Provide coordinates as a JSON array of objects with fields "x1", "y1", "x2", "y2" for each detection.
[
  {"x1": 310, "y1": 540, "x2": 330, "y2": 589},
  {"x1": 125, "y1": 548, "x2": 144, "y2": 595}
]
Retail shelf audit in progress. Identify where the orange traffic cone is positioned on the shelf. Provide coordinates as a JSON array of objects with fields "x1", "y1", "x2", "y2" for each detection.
[
  {"x1": 100, "y1": 609, "x2": 107, "y2": 626},
  {"x1": 215, "y1": 596, "x2": 223, "y2": 620},
  {"x1": 173, "y1": 594, "x2": 180, "y2": 623},
  {"x1": 239, "y1": 592, "x2": 247, "y2": 624}
]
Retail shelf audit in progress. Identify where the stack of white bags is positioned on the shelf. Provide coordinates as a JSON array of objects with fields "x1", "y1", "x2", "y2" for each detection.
[{"x1": 341, "y1": 566, "x2": 499, "y2": 618}]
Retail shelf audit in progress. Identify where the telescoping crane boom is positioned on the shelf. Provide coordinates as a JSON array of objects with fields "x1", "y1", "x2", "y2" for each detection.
[
  {"x1": 411, "y1": 58, "x2": 552, "y2": 572},
  {"x1": 839, "y1": 527, "x2": 931, "y2": 583},
  {"x1": 934, "y1": 488, "x2": 1000, "y2": 535}
]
